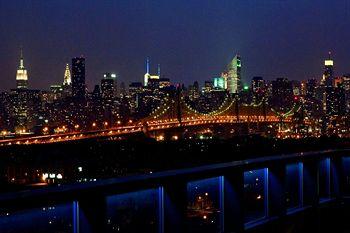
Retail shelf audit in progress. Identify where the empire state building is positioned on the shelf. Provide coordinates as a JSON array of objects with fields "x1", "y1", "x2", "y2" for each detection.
[{"x1": 16, "y1": 49, "x2": 28, "y2": 89}]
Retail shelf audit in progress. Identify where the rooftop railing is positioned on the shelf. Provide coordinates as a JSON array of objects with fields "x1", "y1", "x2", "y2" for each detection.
[{"x1": 0, "y1": 149, "x2": 349, "y2": 233}]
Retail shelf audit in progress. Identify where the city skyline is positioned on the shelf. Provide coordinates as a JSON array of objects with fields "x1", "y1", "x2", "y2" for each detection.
[
  {"x1": 0, "y1": 47, "x2": 346, "y2": 91},
  {"x1": 1, "y1": 2, "x2": 350, "y2": 233},
  {"x1": 1, "y1": 1, "x2": 350, "y2": 90}
]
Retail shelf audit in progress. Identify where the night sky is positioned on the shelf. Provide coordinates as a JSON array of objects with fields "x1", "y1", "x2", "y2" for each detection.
[{"x1": 1, "y1": 0, "x2": 350, "y2": 91}]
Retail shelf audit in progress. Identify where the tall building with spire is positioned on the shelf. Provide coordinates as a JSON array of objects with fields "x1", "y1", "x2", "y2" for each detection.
[
  {"x1": 157, "y1": 64, "x2": 161, "y2": 77},
  {"x1": 144, "y1": 57, "x2": 151, "y2": 86},
  {"x1": 16, "y1": 48, "x2": 28, "y2": 89},
  {"x1": 143, "y1": 57, "x2": 159, "y2": 87},
  {"x1": 63, "y1": 63, "x2": 71, "y2": 86}
]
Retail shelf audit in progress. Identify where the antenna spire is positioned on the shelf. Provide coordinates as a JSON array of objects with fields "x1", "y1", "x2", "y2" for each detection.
[
  {"x1": 19, "y1": 47, "x2": 24, "y2": 69},
  {"x1": 146, "y1": 57, "x2": 150, "y2": 74},
  {"x1": 157, "y1": 64, "x2": 161, "y2": 77}
]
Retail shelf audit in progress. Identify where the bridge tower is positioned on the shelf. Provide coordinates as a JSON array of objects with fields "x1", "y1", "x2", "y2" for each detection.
[
  {"x1": 176, "y1": 86, "x2": 182, "y2": 125},
  {"x1": 235, "y1": 97, "x2": 240, "y2": 122}
]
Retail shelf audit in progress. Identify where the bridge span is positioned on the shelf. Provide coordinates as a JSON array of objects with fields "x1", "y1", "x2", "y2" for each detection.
[
  {"x1": 0, "y1": 115, "x2": 290, "y2": 146},
  {"x1": 0, "y1": 94, "x2": 306, "y2": 146}
]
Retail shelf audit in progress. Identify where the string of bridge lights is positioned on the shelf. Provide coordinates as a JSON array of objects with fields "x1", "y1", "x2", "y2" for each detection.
[
  {"x1": 271, "y1": 103, "x2": 301, "y2": 118},
  {"x1": 181, "y1": 94, "x2": 233, "y2": 117},
  {"x1": 147, "y1": 94, "x2": 300, "y2": 121}
]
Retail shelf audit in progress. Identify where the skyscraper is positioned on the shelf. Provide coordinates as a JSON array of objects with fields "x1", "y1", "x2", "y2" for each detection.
[
  {"x1": 321, "y1": 52, "x2": 341, "y2": 116},
  {"x1": 271, "y1": 78, "x2": 293, "y2": 111},
  {"x1": 306, "y1": 79, "x2": 317, "y2": 98},
  {"x1": 226, "y1": 54, "x2": 241, "y2": 94},
  {"x1": 322, "y1": 52, "x2": 334, "y2": 87},
  {"x1": 251, "y1": 77, "x2": 265, "y2": 102},
  {"x1": 16, "y1": 48, "x2": 28, "y2": 89},
  {"x1": 101, "y1": 73, "x2": 116, "y2": 101},
  {"x1": 213, "y1": 76, "x2": 226, "y2": 90},
  {"x1": 144, "y1": 57, "x2": 159, "y2": 87},
  {"x1": 101, "y1": 73, "x2": 117, "y2": 123},
  {"x1": 72, "y1": 57, "x2": 86, "y2": 99},
  {"x1": 144, "y1": 57, "x2": 151, "y2": 86},
  {"x1": 251, "y1": 77, "x2": 264, "y2": 94},
  {"x1": 63, "y1": 63, "x2": 71, "y2": 86}
]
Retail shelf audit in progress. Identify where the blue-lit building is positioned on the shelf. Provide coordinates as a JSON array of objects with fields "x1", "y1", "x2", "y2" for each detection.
[{"x1": 213, "y1": 76, "x2": 225, "y2": 90}]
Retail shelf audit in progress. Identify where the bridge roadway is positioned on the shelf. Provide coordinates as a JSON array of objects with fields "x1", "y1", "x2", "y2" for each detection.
[{"x1": 0, "y1": 115, "x2": 286, "y2": 146}]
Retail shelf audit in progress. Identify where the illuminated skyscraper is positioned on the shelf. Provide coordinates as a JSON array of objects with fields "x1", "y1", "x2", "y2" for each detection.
[
  {"x1": 226, "y1": 54, "x2": 241, "y2": 94},
  {"x1": 63, "y1": 63, "x2": 71, "y2": 86},
  {"x1": 144, "y1": 57, "x2": 151, "y2": 86},
  {"x1": 213, "y1": 76, "x2": 226, "y2": 90},
  {"x1": 72, "y1": 57, "x2": 86, "y2": 99},
  {"x1": 101, "y1": 73, "x2": 117, "y2": 123},
  {"x1": 321, "y1": 52, "x2": 340, "y2": 116},
  {"x1": 144, "y1": 57, "x2": 159, "y2": 86},
  {"x1": 322, "y1": 52, "x2": 334, "y2": 87},
  {"x1": 101, "y1": 73, "x2": 116, "y2": 101},
  {"x1": 16, "y1": 48, "x2": 28, "y2": 89}
]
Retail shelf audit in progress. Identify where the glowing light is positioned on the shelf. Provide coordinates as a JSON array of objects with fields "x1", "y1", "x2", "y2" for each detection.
[
  {"x1": 63, "y1": 63, "x2": 71, "y2": 85},
  {"x1": 42, "y1": 173, "x2": 49, "y2": 181},
  {"x1": 325, "y1": 60, "x2": 333, "y2": 66}
]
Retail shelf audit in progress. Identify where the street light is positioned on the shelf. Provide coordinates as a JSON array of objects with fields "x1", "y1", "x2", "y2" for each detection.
[{"x1": 1, "y1": 130, "x2": 7, "y2": 139}]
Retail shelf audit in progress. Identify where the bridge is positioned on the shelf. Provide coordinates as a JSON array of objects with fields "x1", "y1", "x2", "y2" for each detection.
[
  {"x1": 0, "y1": 93, "x2": 304, "y2": 146},
  {"x1": 0, "y1": 149, "x2": 348, "y2": 232}
]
